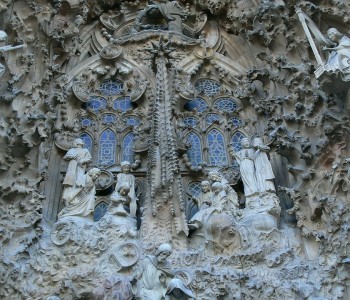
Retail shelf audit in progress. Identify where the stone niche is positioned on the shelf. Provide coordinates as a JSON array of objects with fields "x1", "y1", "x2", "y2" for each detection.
[{"x1": 0, "y1": 0, "x2": 350, "y2": 299}]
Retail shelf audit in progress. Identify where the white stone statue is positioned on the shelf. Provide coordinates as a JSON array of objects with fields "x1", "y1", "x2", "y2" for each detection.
[
  {"x1": 58, "y1": 167, "x2": 101, "y2": 220},
  {"x1": 322, "y1": 28, "x2": 350, "y2": 80},
  {"x1": 116, "y1": 161, "x2": 138, "y2": 218},
  {"x1": 230, "y1": 138, "x2": 259, "y2": 197},
  {"x1": 135, "y1": 243, "x2": 194, "y2": 300},
  {"x1": 109, "y1": 183, "x2": 130, "y2": 216},
  {"x1": 0, "y1": 30, "x2": 24, "y2": 77},
  {"x1": 253, "y1": 137, "x2": 276, "y2": 193}
]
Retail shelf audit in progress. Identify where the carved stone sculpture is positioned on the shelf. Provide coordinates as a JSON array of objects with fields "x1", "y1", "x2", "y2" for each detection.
[
  {"x1": 0, "y1": 30, "x2": 24, "y2": 77},
  {"x1": 109, "y1": 183, "x2": 130, "y2": 216},
  {"x1": 253, "y1": 137, "x2": 276, "y2": 193},
  {"x1": 230, "y1": 138, "x2": 259, "y2": 197},
  {"x1": 93, "y1": 275, "x2": 134, "y2": 300},
  {"x1": 116, "y1": 161, "x2": 138, "y2": 217},
  {"x1": 135, "y1": 243, "x2": 194, "y2": 300},
  {"x1": 58, "y1": 167, "x2": 101, "y2": 220}
]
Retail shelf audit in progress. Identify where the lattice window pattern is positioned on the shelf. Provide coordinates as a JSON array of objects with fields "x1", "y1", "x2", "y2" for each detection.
[
  {"x1": 94, "y1": 201, "x2": 108, "y2": 222},
  {"x1": 98, "y1": 129, "x2": 116, "y2": 166},
  {"x1": 207, "y1": 129, "x2": 228, "y2": 166},
  {"x1": 102, "y1": 114, "x2": 116, "y2": 125},
  {"x1": 231, "y1": 131, "x2": 246, "y2": 152},
  {"x1": 122, "y1": 132, "x2": 135, "y2": 163},
  {"x1": 80, "y1": 133, "x2": 93, "y2": 153},
  {"x1": 81, "y1": 118, "x2": 93, "y2": 127},
  {"x1": 187, "y1": 132, "x2": 203, "y2": 167},
  {"x1": 230, "y1": 116, "x2": 243, "y2": 128},
  {"x1": 124, "y1": 116, "x2": 140, "y2": 127},
  {"x1": 184, "y1": 97, "x2": 208, "y2": 113},
  {"x1": 188, "y1": 181, "x2": 202, "y2": 197},
  {"x1": 214, "y1": 97, "x2": 237, "y2": 112},
  {"x1": 195, "y1": 79, "x2": 221, "y2": 97},
  {"x1": 99, "y1": 80, "x2": 124, "y2": 96},
  {"x1": 113, "y1": 96, "x2": 132, "y2": 112},
  {"x1": 183, "y1": 117, "x2": 199, "y2": 128},
  {"x1": 206, "y1": 113, "x2": 220, "y2": 125},
  {"x1": 87, "y1": 96, "x2": 107, "y2": 113}
]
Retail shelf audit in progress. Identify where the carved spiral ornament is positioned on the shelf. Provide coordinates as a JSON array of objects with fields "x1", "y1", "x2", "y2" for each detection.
[{"x1": 51, "y1": 221, "x2": 77, "y2": 246}]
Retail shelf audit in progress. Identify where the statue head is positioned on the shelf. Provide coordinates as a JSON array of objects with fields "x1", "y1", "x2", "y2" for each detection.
[
  {"x1": 0, "y1": 30, "x2": 7, "y2": 42},
  {"x1": 252, "y1": 137, "x2": 263, "y2": 147},
  {"x1": 241, "y1": 138, "x2": 250, "y2": 148},
  {"x1": 155, "y1": 243, "x2": 172, "y2": 263},
  {"x1": 120, "y1": 161, "x2": 131, "y2": 173},
  {"x1": 200, "y1": 180, "x2": 211, "y2": 192},
  {"x1": 327, "y1": 28, "x2": 342, "y2": 42},
  {"x1": 208, "y1": 170, "x2": 222, "y2": 183},
  {"x1": 212, "y1": 182, "x2": 223, "y2": 194},
  {"x1": 73, "y1": 138, "x2": 85, "y2": 148},
  {"x1": 88, "y1": 168, "x2": 101, "y2": 180}
]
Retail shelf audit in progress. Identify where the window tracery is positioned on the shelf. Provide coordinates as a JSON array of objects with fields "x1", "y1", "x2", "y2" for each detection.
[
  {"x1": 86, "y1": 96, "x2": 107, "y2": 113},
  {"x1": 214, "y1": 97, "x2": 237, "y2": 112},
  {"x1": 94, "y1": 201, "x2": 108, "y2": 222},
  {"x1": 98, "y1": 129, "x2": 117, "y2": 166},
  {"x1": 186, "y1": 132, "x2": 203, "y2": 167},
  {"x1": 80, "y1": 133, "x2": 93, "y2": 153},
  {"x1": 113, "y1": 96, "x2": 132, "y2": 112},
  {"x1": 99, "y1": 79, "x2": 124, "y2": 96},
  {"x1": 231, "y1": 131, "x2": 246, "y2": 152},
  {"x1": 122, "y1": 132, "x2": 135, "y2": 163},
  {"x1": 194, "y1": 79, "x2": 220, "y2": 96},
  {"x1": 184, "y1": 97, "x2": 208, "y2": 112},
  {"x1": 183, "y1": 117, "x2": 199, "y2": 128},
  {"x1": 207, "y1": 129, "x2": 228, "y2": 166}
]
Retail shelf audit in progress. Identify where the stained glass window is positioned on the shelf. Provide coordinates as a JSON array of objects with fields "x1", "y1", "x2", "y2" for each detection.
[
  {"x1": 87, "y1": 96, "x2": 107, "y2": 113},
  {"x1": 122, "y1": 132, "x2": 134, "y2": 162},
  {"x1": 230, "y1": 116, "x2": 243, "y2": 128},
  {"x1": 231, "y1": 131, "x2": 246, "y2": 152},
  {"x1": 214, "y1": 97, "x2": 237, "y2": 112},
  {"x1": 183, "y1": 117, "x2": 199, "y2": 128},
  {"x1": 98, "y1": 129, "x2": 116, "y2": 166},
  {"x1": 113, "y1": 96, "x2": 132, "y2": 112},
  {"x1": 184, "y1": 98, "x2": 208, "y2": 113},
  {"x1": 99, "y1": 80, "x2": 124, "y2": 96},
  {"x1": 195, "y1": 79, "x2": 220, "y2": 96},
  {"x1": 102, "y1": 114, "x2": 116, "y2": 125},
  {"x1": 124, "y1": 116, "x2": 140, "y2": 127},
  {"x1": 187, "y1": 132, "x2": 203, "y2": 167},
  {"x1": 81, "y1": 118, "x2": 93, "y2": 127},
  {"x1": 80, "y1": 133, "x2": 93, "y2": 153},
  {"x1": 94, "y1": 202, "x2": 108, "y2": 222},
  {"x1": 206, "y1": 114, "x2": 220, "y2": 125},
  {"x1": 188, "y1": 182, "x2": 201, "y2": 197},
  {"x1": 187, "y1": 181, "x2": 201, "y2": 219},
  {"x1": 207, "y1": 129, "x2": 228, "y2": 166}
]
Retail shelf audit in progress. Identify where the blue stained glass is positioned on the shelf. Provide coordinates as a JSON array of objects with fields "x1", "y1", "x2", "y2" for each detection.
[
  {"x1": 113, "y1": 96, "x2": 132, "y2": 112},
  {"x1": 102, "y1": 114, "x2": 116, "y2": 125},
  {"x1": 98, "y1": 129, "x2": 116, "y2": 166},
  {"x1": 183, "y1": 117, "x2": 198, "y2": 128},
  {"x1": 184, "y1": 98, "x2": 208, "y2": 113},
  {"x1": 231, "y1": 131, "x2": 246, "y2": 152},
  {"x1": 80, "y1": 133, "x2": 93, "y2": 153},
  {"x1": 214, "y1": 97, "x2": 237, "y2": 112},
  {"x1": 188, "y1": 182, "x2": 201, "y2": 197},
  {"x1": 99, "y1": 80, "x2": 124, "y2": 96},
  {"x1": 94, "y1": 201, "x2": 108, "y2": 222},
  {"x1": 195, "y1": 79, "x2": 220, "y2": 96},
  {"x1": 122, "y1": 132, "x2": 134, "y2": 162},
  {"x1": 207, "y1": 129, "x2": 228, "y2": 166},
  {"x1": 81, "y1": 118, "x2": 92, "y2": 127},
  {"x1": 230, "y1": 116, "x2": 243, "y2": 128},
  {"x1": 187, "y1": 181, "x2": 201, "y2": 219},
  {"x1": 206, "y1": 114, "x2": 220, "y2": 125},
  {"x1": 124, "y1": 116, "x2": 140, "y2": 127},
  {"x1": 87, "y1": 96, "x2": 107, "y2": 113},
  {"x1": 187, "y1": 132, "x2": 203, "y2": 167}
]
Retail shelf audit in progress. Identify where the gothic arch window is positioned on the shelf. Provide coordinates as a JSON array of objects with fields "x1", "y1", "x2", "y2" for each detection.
[
  {"x1": 214, "y1": 97, "x2": 237, "y2": 113},
  {"x1": 98, "y1": 129, "x2": 117, "y2": 166},
  {"x1": 229, "y1": 116, "x2": 243, "y2": 128},
  {"x1": 81, "y1": 118, "x2": 93, "y2": 128},
  {"x1": 94, "y1": 201, "x2": 108, "y2": 222},
  {"x1": 184, "y1": 97, "x2": 208, "y2": 112},
  {"x1": 113, "y1": 96, "x2": 132, "y2": 112},
  {"x1": 99, "y1": 79, "x2": 124, "y2": 96},
  {"x1": 195, "y1": 79, "x2": 220, "y2": 96},
  {"x1": 231, "y1": 131, "x2": 246, "y2": 152},
  {"x1": 102, "y1": 114, "x2": 116, "y2": 125},
  {"x1": 183, "y1": 117, "x2": 199, "y2": 128},
  {"x1": 123, "y1": 116, "x2": 140, "y2": 127},
  {"x1": 80, "y1": 133, "x2": 93, "y2": 153},
  {"x1": 186, "y1": 181, "x2": 201, "y2": 219},
  {"x1": 86, "y1": 96, "x2": 107, "y2": 113},
  {"x1": 206, "y1": 113, "x2": 220, "y2": 125},
  {"x1": 186, "y1": 132, "x2": 203, "y2": 167},
  {"x1": 122, "y1": 132, "x2": 135, "y2": 163},
  {"x1": 207, "y1": 129, "x2": 228, "y2": 166}
]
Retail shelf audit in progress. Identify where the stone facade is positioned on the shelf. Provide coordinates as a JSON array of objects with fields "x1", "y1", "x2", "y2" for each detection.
[{"x1": 1, "y1": 0, "x2": 350, "y2": 299}]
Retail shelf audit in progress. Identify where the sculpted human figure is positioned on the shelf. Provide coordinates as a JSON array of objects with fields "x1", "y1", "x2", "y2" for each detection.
[
  {"x1": 109, "y1": 183, "x2": 130, "y2": 216},
  {"x1": 322, "y1": 28, "x2": 350, "y2": 80},
  {"x1": 253, "y1": 137, "x2": 276, "y2": 193},
  {"x1": 230, "y1": 138, "x2": 259, "y2": 197},
  {"x1": 116, "y1": 161, "x2": 138, "y2": 217},
  {"x1": 93, "y1": 275, "x2": 133, "y2": 300},
  {"x1": 136, "y1": 243, "x2": 194, "y2": 300},
  {"x1": 58, "y1": 167, "x2": 101, "y2": 220}
]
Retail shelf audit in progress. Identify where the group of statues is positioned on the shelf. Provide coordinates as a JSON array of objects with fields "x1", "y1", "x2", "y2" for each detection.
[{"x1": 58, "y1": 138, "x2": 138, "y2": 222}]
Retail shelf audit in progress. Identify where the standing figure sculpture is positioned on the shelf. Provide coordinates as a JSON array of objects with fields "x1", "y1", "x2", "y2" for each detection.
[
  {"x1": 116, "y1": 161, "x2": 138, "y2": 217},
  {"x1": 0, "y1": 30, "x2": 24, "y2": 77},
  {"x1": 253, "y1": 137, "x2": 276, "y2": 193},
  {"x1": 136, "y1": 243, "x2": 194, "y2": 300},
  {"x1": 230, "y1": 138, "x2": 259, "y2": 197},
  {"x1": 58, "y1": 167, "x2": 101, "y2": 220},
  {"x1": 322, "y1": 28, "x2": 350, "y2": 80}
]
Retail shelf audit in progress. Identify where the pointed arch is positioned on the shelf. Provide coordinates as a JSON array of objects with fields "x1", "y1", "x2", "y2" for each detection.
[
  {"x1": 231, "y1": 131, "x2": 246, "y2": 152},
  {"x1": 122, "y1": 132, "x2": 135, "y2": 163},
  {"x1": 186, "y1": 132, "x2": 203, "y2": 167},
  {"x1": 98, "y1": 129, "x2": 116, "y2": 166},
  {"x1": 94, "y1": 201, "x2": 108, "y2": 222},
  {"x1": 207, "y1": 128, "x2": 228, "y2": 166},
  {"x1": 80, "y1": 132, "x2": 93, "y2": 153}
]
